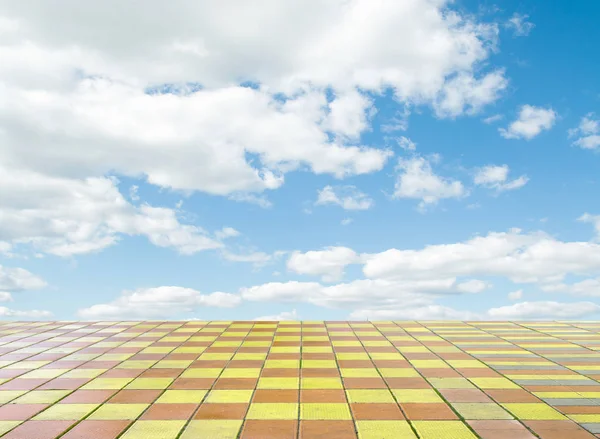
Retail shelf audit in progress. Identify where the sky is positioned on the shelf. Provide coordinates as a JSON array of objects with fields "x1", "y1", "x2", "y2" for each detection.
[{"x1": 1, "y1": 0, "x2": 600, "y2": 322}]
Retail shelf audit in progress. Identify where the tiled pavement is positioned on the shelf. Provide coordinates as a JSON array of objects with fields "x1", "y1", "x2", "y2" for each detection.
[{"x1": 0, "y1": 322, "x2": 600, "y2": 438}]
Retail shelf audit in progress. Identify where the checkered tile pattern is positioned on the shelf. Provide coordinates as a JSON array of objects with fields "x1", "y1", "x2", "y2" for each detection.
[{"x1": 0, "y1": 321, "x2": 599, "y2": 438}]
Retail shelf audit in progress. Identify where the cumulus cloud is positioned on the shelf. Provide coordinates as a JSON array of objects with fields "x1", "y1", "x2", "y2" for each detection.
[
  {"x1": 508, "y1": 289, "x2": 523, "y2": 301},
  {"x1": 483, "y1": 114, "x2": 503, "y2": 124},
  {"x1": 0, "y1": 265, "x2": 47, "y2": 291},
  {"x1": 569, "y1": 113, "x2": 600, "y2": 150},
  {"x1": 287, "y1": 247, "x2": 362, "y2": 282},
  {"x1": 487, "y1": 301, "x2": 600, "y2": 320},
  {"x1": 396, "y1": 136, "x2": 417, "y2": 151},
  {"x1": 499, "y1": 105, "x2": 556, "y2": 140},
  {"x1": 506, "y1": 13, "x2": 535, "y2": 37},
  {"x1": 316, "y1": 185, "x2": 374, "y2": 211},
  {"x1": 473, "y1": 164, "x2": 529, "y2": 192},
  {"x1": 0, "y1": 307, "x2": 53, "y2": 319},
  {"x1": 0, "y1": 167, "x2": 222, "y2": 257},
  {"x1": 255, "y1": 309, "x2": 298, "y2": 321},
  {"x1": 393, "y1": 156, "x2": 466, "y2": 210},
  {"x1": 77, "y1": 286, "x2": 241, "y2": 320}
]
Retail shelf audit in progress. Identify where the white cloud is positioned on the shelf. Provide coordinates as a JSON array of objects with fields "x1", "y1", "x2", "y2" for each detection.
[
  {"x1": 0, "y1": 265, "x2": 47, "y2": 291},
  {"x1": 362, "y1": 228, "x2": 600, "y2": 285},
  {"x1": 434, "y1": 70, "x2": 508, "y2": 118},
  {"x1": 0, "y1": 0, "x2": 508, "y2": 209},
  {"x1": 227, "y1": 193, "x2": 273, "y2": 209},
  {"x1": 241, "y1": 278, "x2": 476, "y2": 309},
  {"x1": 0, "y1": 307, "x2": 53, "y2": 319},
  {"x1": 0, "y1": 292, "x2": 13, "y2": 302},
  {"x1": 254, "y1": 309, "x2": 298, "y2": 321},
  {"x1": 287, "y1": 246, "x2": 362, "y2": 282},
  {"x1": 221, "y1": 250, "x2": 274, "y2": 267},
  {"x1": 129, "y1": 185, "x2": 140, "y2": 202},
  {"x1": 77, "y1": 286, "x2": 241, "y2": 320},
  {"x1": 506, "y1": 13, "x2": 535, "y2": 37},
  {"x1": 499, "y1": 105, "x2": 556, "y2": 140},
  {"x1": 341, "y1": 218, "x2": 353, "y2": 226},
  {"x1": 541, "y1": 278, "x2": 600, "y2": 297},
  {"x1": 483, "y1": 114, "x2": 503, "y2": 124},
  {"x1": 350, "y1": 305, "x2": 479, "y2": 321},
  {"x1": 215, "y1": 227, "x2": 241, "y2": 240},
  {"x1": 505, "y1": 12, "x2": 535, "y2": 37},
  {"x1": 508, "y1": 289, "x2": 523, "y2": 300},
  {"x1": 0, "y1": 166, "x2": 223, "y2": 257},
  {"x1": 487, "y1": 301, "x2": 600, "y2": 320},
  {"x1": 396, "y1": 136, "x2": 417, "y2": 151},
  {"x1": 474, "y1": 164, "x2": 529, "y2": 192},
  {"x1": 569, "y1": 113, "x2": 600, "y2": 150},
  {"x1": 393, "y1": 156, "x2": 466, "y2": 210},
  {"x1": 579, "y1": 213, "x2": 600, "y2": 240},
  {"x1": 316, "y1": 185, "x2": 374, "y2": 211}
]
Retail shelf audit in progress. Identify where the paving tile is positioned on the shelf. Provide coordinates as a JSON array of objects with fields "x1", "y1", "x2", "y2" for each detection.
[
  {"x1": 241, "y1": 420, "x2": 298, "y2": 439},
  {"x1": 59, "y1": 420, "x2": 131, "y2": 439},
  {"x1": 1, "y1": 420, "x2": 75, "y2": 439},
  {"x1": 299, "y1": 420, "x2": 357, "y2": 438}
]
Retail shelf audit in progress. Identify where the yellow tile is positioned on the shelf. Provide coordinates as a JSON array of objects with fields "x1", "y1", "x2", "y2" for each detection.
[
  {"x1": 220, "y1": 368, "x2": 261, "y2": 378},
  {"x1": 0, "y1": 421, "x2": 21, "y2": 436},
  {"x1": 246, "y1": 403, "x2": 298, "y2": 420},
  {"x1": 157, "y1": 390, "x2": 207, "y2": 404},
  {"x1": 205, "y1": 390, "x2": 253, "y2": 403},
  {"x1": 302, "y1": 346, "x2": 333, "y2": 353},
  {"x1": 12, "y1": 390, "x2": 70, "y2": 404},
  {"x1": 18, "y1": 369, "x2": 69, "y2": 379},
  {"x1": 469, "y1": 378, "x2": 520, "y2": 389},
  {"x1": 257, "y1": 377, "x2": 299, "y2": 389},
  {"x1": 232, "y1": 353, "x2": 266, "y2": 360},
  {"x1": 451, "y1": 403, "x2": 513, "y2": 420},
  {"x1": 301, "y1": 377, "x2": 343, "y2": 389},
  {"x1": 356, "y1": 420, "x2": 416, "y2": 439},
  {"x1": 447, "y1": 360, "x2": 487, "y2": 368},
  {"x1": 409, "y1": 360, "x2": 450, "y2": 369},
  {"x1": 428, "y1": 378, "x2": 475, "y2": 389},
  {"x1": 569, "y1": 414, "x2": 600, "y2": 423},
  {"x1": 346, "y1": 389, "x2": 395, "y2": 403},
  {"x1": 300, "y1": 403, "x2": 352, "y2": 420},
  {"x1": 181, "y1": 368, "x2": 223, "y2": 378},
  {"x1": 336, "y1": 353, "x2": 370, "y2": 360},
  {"x1": 0, "y1": 391, "x2": 26, "y2": 404},
  {"x1": 264, "y1": 360, "x2": 300, "y2": 368},
  {"x1": 378, "y1": 368, "x2": 419, "y2": 378},
  {"x1": 82, "y1": 377, "x2": 134, "y2": 390},
  {"x1": 125, "y1": 378, "x2": 174, "y2": 390},
  {"x1": 270, "y1": 346, "x2": 301, "y2": 353},
  {"x1": 369, "y1": 352, "x2": 404, "y2": 360},
  {"x1": 179, "y1": 420, "x2": 242, "y2": 439},
  {"x1": 412, "y1": 420, "x2": 477, "y2": 439},
  {"x1": 62, "y1": 369, "x2": 105, "y2": 379},
  {"x1": 392, "y1": 389, "x2": 443, "y2": 403},
  {"x1": 117, "y1": 360, "x2": 157, "y2": 369},
  {"x1": 302, "y1": 360, "x2": 337, "y2": 368},
  {"x1": 89, "y1": 403, "x2": 149, "y2": 420},
  {"x1": 33, "y1": 403, "x2": 99, "y2": 420},
  {"x1": 502, "y1": 403, "x2": 567, "y2": 420},
  {"x1": 120, "y1": 420, "x2": 186, "y2": 439},
  {"x1": 153, "y1": 360, "x2": 193, "y2": 369},
  {"x1": 340, "y1": 368, "x2": 380, "y2": 378}
]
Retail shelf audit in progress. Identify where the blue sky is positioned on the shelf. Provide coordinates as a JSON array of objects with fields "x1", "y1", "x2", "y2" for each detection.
[{"x1": 1, "y1": 0, "x2": 600, "y2": 321}]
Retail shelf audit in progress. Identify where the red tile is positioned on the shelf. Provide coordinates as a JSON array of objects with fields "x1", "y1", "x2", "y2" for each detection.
[
  {"x1": 301, "y1": 369, "x2": 340, "y2": 378},
  {"x1": 253, "y1": 389, "x2": 299, "y2": 403},
  {"x1": 299, "y1": 420, "x2": 357, "y2": 439},
  {"x1": 241, "y1": 420, "x2": 298, "y2": 439},
  {"x1": 261, "y1": 369, "x2": 300, "y2": 378},
  {"x1": 351, "y1": 403, "x2": 404, "y2": 420},
  {"x1": 439, "y1": 388, "x2": 493, "y2": 403},
  {"x1": 38, "y1": 378, "x2": 90, "y2": 390},
  {"x1": 170, "y1": 378, "x2": 215, "y2": 389},
  {"x1": 213, "y1": 378, "x2": 257, "y2": 390},
  {"x1": 60, "y1": 390, "x2": 116, "y2": 404},
  {"x1": 59, "y1": 420, "x2": 130, "y2": 439},
  {"x1": 300, "y1": 390, "x2": 346, "y2": 403},
  {"x1": 140, "y1": 403, "x2": 198, "y2": 420},
  {"x1": 384, "y1": 377, "x2": 431, "y2": 389},
  {"x1": 401, "y1": 403, "x2": 458, "y2": 420},
  {"x1": 0, "y1": 379, "x2": 48, "y2": 390},
  {"x1": 343, "y1": 377, "x2": 387, "y2": 389},
  {"x1": 0, "y1": 404, "x2": 48, "y2": 420},
  {"x1": 139, "y1": 368, "x2": 182, "y2": 378},
  {"x1": 194, "y1": 403, "x2": 248, "y2": 420},
  {"x1": 485, "y1": 389, "x2": 541, "y2": 403},
  {"x1": 2, "y1": 420, "x2": 75, "y2": 439},
  {"x1": 109, "y1": 389, "x2": 162, "y2": 403}
]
